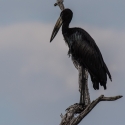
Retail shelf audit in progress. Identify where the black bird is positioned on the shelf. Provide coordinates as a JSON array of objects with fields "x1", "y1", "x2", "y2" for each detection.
[{"x1": 50, "y1": 9, "x2": 112, "y2": 92}]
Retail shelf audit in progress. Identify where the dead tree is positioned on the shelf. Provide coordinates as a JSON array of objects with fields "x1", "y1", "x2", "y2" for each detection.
[{"x1": 53, "y1": 0, "x2": 123, "y2": 125}]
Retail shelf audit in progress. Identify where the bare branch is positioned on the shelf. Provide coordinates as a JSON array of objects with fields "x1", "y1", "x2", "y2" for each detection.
[
  {"x1": 100, "y1": 95, "x2": 123, "y2": 101},
  {"x1": 71, "y1": 95, "x2": 122, "y2": 125},
  {"x1": 59, "y1": 95, "x2": 123, "y2": 125},
  {"x1": 54, "y1": 0, "x2": 65, "y2": 10}
]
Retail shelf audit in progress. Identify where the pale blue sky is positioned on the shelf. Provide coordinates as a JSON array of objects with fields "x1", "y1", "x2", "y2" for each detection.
[
  {"x1": 0, "y1": 0, "x2": 125, "y2": 125},
  {"x1": 0, "y1": 0, "x2": 125, "y2": 29}
]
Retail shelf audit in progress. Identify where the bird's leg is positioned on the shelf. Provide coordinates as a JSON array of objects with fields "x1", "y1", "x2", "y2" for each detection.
[
  {"x1": 79, "y1": 81, "x2": 85, "y2": 105},
  {"x1": 79, "y1": 66, "x2": 86, "y2": 105},
  {"x1": 80, "y1": 67, "x2": 91, "y2": 106}
]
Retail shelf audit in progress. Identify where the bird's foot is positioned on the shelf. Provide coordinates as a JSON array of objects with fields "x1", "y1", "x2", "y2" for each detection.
[{"x1": 79, "y1": 103, "x2": 86, "y2": 108}]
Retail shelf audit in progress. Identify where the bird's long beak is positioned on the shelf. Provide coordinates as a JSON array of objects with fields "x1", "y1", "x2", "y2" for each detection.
[{"x1": 50, "y1": 16, "x2": 63, "y2": 42}]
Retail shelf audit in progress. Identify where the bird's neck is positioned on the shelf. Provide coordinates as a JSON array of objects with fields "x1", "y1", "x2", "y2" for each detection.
[{"x1": 62, "y1": 20, "x2": 70, "y2": 34}]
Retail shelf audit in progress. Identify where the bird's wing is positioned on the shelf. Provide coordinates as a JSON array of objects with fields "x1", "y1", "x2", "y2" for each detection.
[{"x1": 68, "y1": 28, "x2": 112, "y2": 81}]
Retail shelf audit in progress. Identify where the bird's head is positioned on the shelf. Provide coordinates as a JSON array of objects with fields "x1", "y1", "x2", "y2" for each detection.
[{"x1": 50, "y1": 9, "x2": 73, "y2": 42}]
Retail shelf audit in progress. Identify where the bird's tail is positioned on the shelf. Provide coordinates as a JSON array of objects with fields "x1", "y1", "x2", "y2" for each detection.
[
  {"x1": 103, "y1": 62, "x2": 112, "y2": 81},
  {"x1": 90, "y1": 73, "x2": 107, "y2": 90},
  {"x1": 90, "y1": 75, "x2": 99, "y2": 90}
]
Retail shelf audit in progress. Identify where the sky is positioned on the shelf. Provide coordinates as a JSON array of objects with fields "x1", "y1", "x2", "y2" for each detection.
[{"x1": 0, "y1": 0, "x2": 125, "y2": 125}]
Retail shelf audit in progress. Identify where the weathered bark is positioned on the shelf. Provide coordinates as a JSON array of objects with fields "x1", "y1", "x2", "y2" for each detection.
[
  {"x1": 59, "y1": 95, "x2": 122, "y2": 125},
  {"x1": 54, "y1": 0, "x2": 65, "y2": 10}
]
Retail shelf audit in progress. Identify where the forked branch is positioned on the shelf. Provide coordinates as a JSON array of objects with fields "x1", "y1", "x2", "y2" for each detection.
[{"x1": 60, "y1": 95, "x2": 122, "y2": 125}]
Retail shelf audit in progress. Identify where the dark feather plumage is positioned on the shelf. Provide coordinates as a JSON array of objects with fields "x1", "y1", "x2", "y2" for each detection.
[{"x1": 63, "y1": 27, "x2": 112, "y2": 90}]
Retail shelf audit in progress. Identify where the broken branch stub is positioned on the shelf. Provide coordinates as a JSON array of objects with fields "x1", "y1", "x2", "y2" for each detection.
[{"x1": 54, "y1": 0, "x2": 65, "y2": 11}]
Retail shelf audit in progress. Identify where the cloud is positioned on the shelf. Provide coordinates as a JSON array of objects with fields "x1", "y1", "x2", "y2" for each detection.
[
  {"x1": 0, "y1": 22, "x2": 78, "y2": 107},
  {"x1": 0, "y1": 22, "x2": 124, "y2": 125}
]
